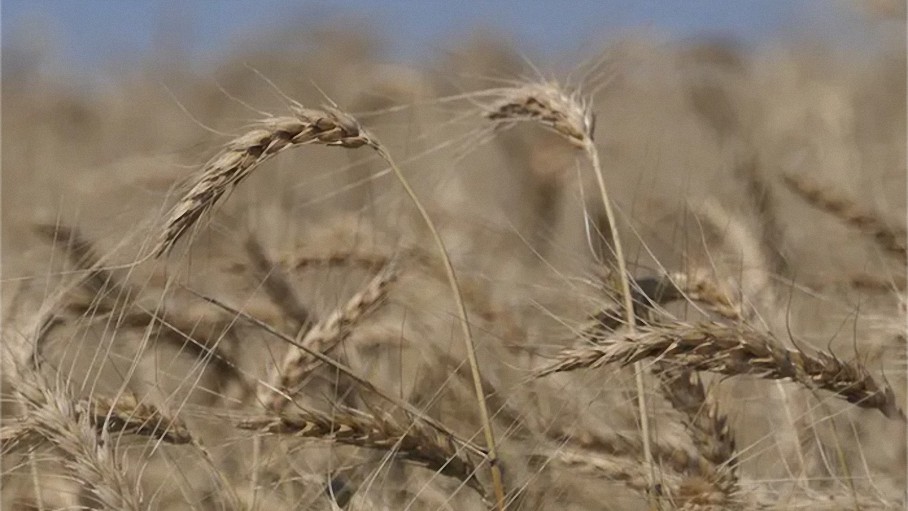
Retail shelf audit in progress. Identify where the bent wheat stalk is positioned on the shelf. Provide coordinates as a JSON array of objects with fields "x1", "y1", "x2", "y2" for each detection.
[
  {"x1": 486, "y1": 82, "x2": 656, "y2": 494},
  {"x1": 537, "y1": 321, "x2": 904, "y2": 420},
  {"x1": 374, "y1": 146, "x2": 507, "y2": 509},
  {"x1": 155, "y1": 101, "x2": 505, "y2": 507}
]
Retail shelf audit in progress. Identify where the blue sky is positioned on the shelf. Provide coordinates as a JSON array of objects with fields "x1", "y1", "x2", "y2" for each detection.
[{"x1": 2, "y1": 1, "x2": 885, "y2": 76}]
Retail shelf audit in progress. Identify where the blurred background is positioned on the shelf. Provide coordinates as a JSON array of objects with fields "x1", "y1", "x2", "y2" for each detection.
[{"x1": 4, "y1": 1, "x2": 905, "y2": 87}]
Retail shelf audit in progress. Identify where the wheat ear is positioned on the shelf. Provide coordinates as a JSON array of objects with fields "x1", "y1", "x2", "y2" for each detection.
[
  {"x1": 260, "y1": 261, "x2": 397, "y2": 413},
  {"x1": 237, "y1": 406, "x2": 485, "y2": 497},
  {"x1": 4, "y1": 393, "x2": 194, "y2": 452},
  {"x1": 537, "y1": 321, "x2": 904, "y2": 419},
  {"x1": 79, "y1": 393, "x2": 193, "y2": 445},
  {"x1": 189, "y1": 288, "x2": 487, "y2": 460},
  {"x1": 154, "y1": 105, "x2": 376, "y2": 257},
  {"x1": 4, "y1": 329, "x2": 143, "y2": 510},
  {"x1": 656, "y1": 368, "x2": 739, "y2": 507},
  {"x1": 782, "y1": 173, "x2": 906, "y2": 263}
]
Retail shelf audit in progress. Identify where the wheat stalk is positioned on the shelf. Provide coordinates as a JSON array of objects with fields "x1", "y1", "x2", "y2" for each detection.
[
  {"x1": 188, "y1": 287, "x2": 487, "y2": 459},
  {"x1": 537, "y1": 321, "x2": 903, "y2": 419},
  {"x1": 486, "y1": 82, "x2": 658, "y2": 495}
]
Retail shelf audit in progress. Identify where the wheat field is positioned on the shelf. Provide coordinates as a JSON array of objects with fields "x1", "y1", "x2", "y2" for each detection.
[{"x1": 2, "y1": 9, "x2": 906, "y2": 510}]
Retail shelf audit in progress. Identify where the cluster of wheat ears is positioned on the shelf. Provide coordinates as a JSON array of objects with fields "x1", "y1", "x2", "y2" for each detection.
[{"x1": 2, "y1": 65, "x2": 905, "y2": 511}]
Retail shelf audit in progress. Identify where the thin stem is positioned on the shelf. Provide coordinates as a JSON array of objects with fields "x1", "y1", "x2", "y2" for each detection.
[
  {"x1": 585, "y1": 142, "x2": 656, "y2": 498},
  {"x1": 376, "y1": 147, "x2": 506, "y2": 510}
]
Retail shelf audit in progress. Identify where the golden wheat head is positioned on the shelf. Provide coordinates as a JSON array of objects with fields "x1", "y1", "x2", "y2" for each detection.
[
  {"x1": 155, "y1": 106, "x2": 376, "y2": 257},
  {"x1": 486, "y1": 83, "x2": 594, "y2": 148}
]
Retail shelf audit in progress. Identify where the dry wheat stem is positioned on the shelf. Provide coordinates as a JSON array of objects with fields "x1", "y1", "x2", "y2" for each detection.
[
  {"x1": 237, "y1": 406, "x2": 485, "y2": 497},
  {"x1": 487, "y1": 82, "x2": 655, "y2": 495},
  {"x1": 154, "y1": 106, "x2": 376, "y2": 257},
  {"x1": 374, "y1": 146, "x2": 506, "y2": 509},
  {"x1": 261, "y1": 261, "x2": 398, "y2": 413},
  {"x1": 585, "y1": 143, "x2": 657, "y2": 495},
  {"x1": 537, "y1": 322, "x2": 903, "y2": 419}
]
